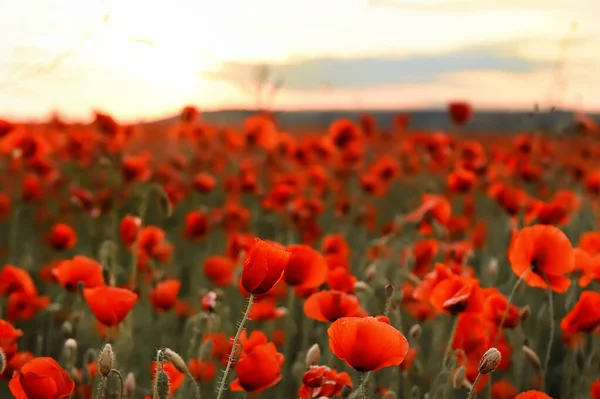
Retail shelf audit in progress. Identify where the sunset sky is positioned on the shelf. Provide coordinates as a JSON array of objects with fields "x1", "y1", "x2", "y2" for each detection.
[{"x1": 0, "y1": 0, "x2": 599, "y2": 122}]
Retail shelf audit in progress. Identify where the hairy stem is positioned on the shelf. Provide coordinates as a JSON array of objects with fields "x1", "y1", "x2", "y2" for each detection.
[
  {"x1": 467, "y1": 373, "x2": 482, "y2": 399},
  {"x1": 216, "y1": 294, "x2": 254, "y2": 399},
  {"x1": 494, "y1": 268, "x2": 531, "y2": 347}
]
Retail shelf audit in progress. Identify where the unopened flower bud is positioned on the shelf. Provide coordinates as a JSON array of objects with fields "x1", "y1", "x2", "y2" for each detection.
[
  {"x1": 0, "y1": 349, "x2": 5, "y2": 375},
  {"x1": 452, "y1": 366, "x2": 466, "y2": 389},
  {"x1": 164, "y1": 348, "x2": 188, "y2": 374},
  {"x1": 364, "y1": 263, "x2": 377, "y2": 282},
  {"x1": 306, "y1": 344, "x2": 321, "y2": 367},
  {"x1": 487, "y1": 257, "x2": 498, "y2": 280},
  {"x1": 408, "y1": 324, "x2": 422, "y2": 341},
  {"x1": 61, "y1": 321, "x2": 73, "y2": 337},
  {"x1": 98, "y1": 343, "x2": 115, "y2": 377},
  {"x1": 411, "y1": 386, "x2": 421, "y2": 399},
  {"x1": 155, "y1": 370, "x2": 170, "y2": 399},
  {"x1": 124, "y1": 372, "x2": 136, "y2": 397},
  {"x1": 385, "y1": 284, "x2": 395, "y2": 297},
  {"x1": 478, "y1": 348, "x2": 501, "y2": 374},
  {"x1": 522, "y1": 345, "x2": 542, "y2": 370},
  {"x1": 353, "y1": 281, "x2": 373, "y2": 293},
  {"x1": 520, "y1": 305, "x2": 531, "y2": 322},
  {"x1": 65, "y1": 338, "x2": 77, "y2": 351}
]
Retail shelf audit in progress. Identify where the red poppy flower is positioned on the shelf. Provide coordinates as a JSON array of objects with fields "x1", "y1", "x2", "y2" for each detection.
[
  {"x1": 193, "y1": 172, "x2": 216, "y2": 193},
  {"x1": 249, "y1": 298, "x2": 287, "y2": 321},
  {"x1": 429, "y1": 275, "x2": 484, "y2": 315},
  {"x1": 407, "y1": 239, "x2": 439, "y2": 276},
  {"x1": 122, "y1": 153, "x2": 152, "y2": 183},
  {"x1": 482, "y1": 288, "x2": 521, "y2": 329},
  {"x1": 231, "y1": 342, "x2": 284, "y2": 393},
  {"x1": 328, "y1": 317, "x2": 409, "y2": 372},
  {"x1": 561, "y1": 291, "x2": 600, "y2": 337},
  {"x1": 284, "y1": 245, "x2": 328, "y2": 290},
  {"x1": 591, "y1": 379, "x2": 600, "y2": 399},
  {"x1": 327, "y1": 267, "x2": 357, "y2": 293},
  {"x1": 241, "y1": 238, "x2": 290, "y2": 295},
  {"x1": 328, "y1": 119, "x2": 362, "y2": 150},
  {"x1": 183, "y1": 210, "x2": 209, "y2": 241},
  {"x1": 514, "y1": 391, "x2": 552, "y2": 399},
  {"x1": 119, "y1": 215, "x2": 141, "y2": 248},
  {"x1": 7, "y1": 292, "x2": 50, "y2": 322},
  {"x1": 188, "y1": 359, "x2": 216, "y2": 382},
  {"x1": 0, "y1": 319, "x2": 23, "y2": 358},
  {"x1": 47, "y1": 223, "x2": 77, "y2": 251},
  {"x1": 448, "y1": 101, "x2": 473, "y2": 126},
  {"x1": 52, "y1": 256, "x2": 104, "y2": 291},
  {"x1": 203, "y1": 256, "x2": 235, "y2": 286},
  {"x1": 321, "y1": 234, "x2": 350, "y2": 259},
  {"x1": 0, "y1": 265, "x2": 38, "y2": 296},
  {"x1": 508, "y1": 225, "x2": 575, "y2": 293},
  {"x1": 83, "y1": 286, "x2": 138, "y2": 326},
  {"x1": 299, "y1": 366, "x2": 352, "y2": 399},
  {"x1": 150, "y1": 279, "x2": 181, "y2": 311},
  {"x1": 304, "y1": 290, "x2": 362, "y2": 322},
  {"x1": 491, "y1": 380, "x2": 518, "y2": 399},
  {"x1": 9, "y1": 357, "x2": 74, "y2": 399}
]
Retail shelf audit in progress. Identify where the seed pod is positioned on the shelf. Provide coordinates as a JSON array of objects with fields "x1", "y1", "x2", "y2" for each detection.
[
  {"x1": 65, "y1": 338, "x2": 77, "y2": 351},
  {"x1": 520, "y1": 305, "x2": 531, "y2": 322},
  {"x1": 305, "y1": 344, "x2": 321, "y2": 367},
  {"x1": 478, "y1": 348, "x2": 501, "y2": 374},
  {"x1": 164, "y1": 348, "x2": 188, "y2": 374},
  {"x1": 522, "y1": 345, "x2": 542, "y2": 370},
  {"x1": 61, "y1": 321, "x2": 73, "y2": 337},
  {"x1": 98, "y1": 343, "x2": 115, "y2": 377},
  {"x1": 487, "y1": 257, "x2": 499, "y2": 280},
  {"x1": 410, "y1": 386, "x2": 421, "y2": 399},
  {"x1": 124, "y1": 372, "x2": 136, "y2": 397},
  {"x1": 0, "y1": 348, "x2": 5, "y2": 375},
  {"x1": 408, "y1": 324, "x2": 422, "y2": 341},
  {"x1": 353, "y1": 281, "x2": 373, "y2": 293},
  {"x1": 155, "y1": 370, "x2": 170, "y2": 399},
  {"x1": 452, "y1": 366, "x2": 466, "y2": 389}
]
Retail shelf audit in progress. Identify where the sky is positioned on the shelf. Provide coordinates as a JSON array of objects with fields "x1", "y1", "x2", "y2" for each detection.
[{"x1": 0, "y1": 0, "x2": 599, "y2": 122}]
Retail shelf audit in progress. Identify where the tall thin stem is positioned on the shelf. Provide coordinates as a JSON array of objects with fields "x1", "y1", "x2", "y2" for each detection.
[
  {"x1": 216, "y1": 294, "x2": 254, "y2": 399},
  {"x1": 467, "y1": 373, "x2": 482, "y2": 399},
  {"x1": 494, "y1": 268, "x2": 531, "y2": 347},
  {"x1": 359, "y1": 371, "x2": 372, "y2": 399},
  {"x1": 110, "y1": 369, "x2": 124, "y2": 399},
  {"x1": 541, "y1": 275, "x2": 554, "y2": 392},
  {"x1": 443, "y1": 316, "x2": 459, "y2": 369}
]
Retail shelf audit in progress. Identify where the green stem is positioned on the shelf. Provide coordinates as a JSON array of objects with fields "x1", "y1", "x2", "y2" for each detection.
[
  {"x1": 443, "y1": 316, "x2": 459, "y2": 369},
  {"x1": 541, "y1": 275, "x2": 555, "y2": 392},
  {"x1": 467, "y1": 373, "x2": 482, "y2": 399},
  {"x1": 493, "y1": 268, "x2": 531, "y2": 347},
  {"x1": 110, "y1": 369, "x2": 124, "y2": 399},
  {"x1": 216, "y1": 294, "x2": 254, "y2": 399},
  {"x1": 359, "y1": 371, "x2": 372, "y2": 399}
]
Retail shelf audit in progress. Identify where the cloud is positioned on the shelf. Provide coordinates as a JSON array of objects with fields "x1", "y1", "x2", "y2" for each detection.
[{"x1": 204, "y1": 47, "x2": 552, "y2": 91}]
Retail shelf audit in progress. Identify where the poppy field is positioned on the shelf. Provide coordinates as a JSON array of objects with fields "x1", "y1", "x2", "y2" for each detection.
[{"x1": 0, "y1": 104, "x2": 599, "y2": 399}]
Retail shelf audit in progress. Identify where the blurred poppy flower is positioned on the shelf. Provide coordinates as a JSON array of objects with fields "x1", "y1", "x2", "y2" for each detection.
[
  {"x1": 284, "y1": 244, "x2": 328, "y2": 290},
  {"x1": 231, "y1": 342, "x2": 284, "y2": 393},
  {"x1": 119, "y1": 215, "x2": 141, "y2": 248},
  {"x1": 47, "y1": 223, "x2": 77, "y2": 251},
  {"x1": 491, "y1": 380, "x2": 518, "y2": 399},
  {"x1": 514, "y1": 391, "x2": 552, "y2": 399},
  {"x1": 328, "y1": 317, "x2": 409, "y2": 372},
  {"x1": 203, "y1": 256, "x2": 235, "y2": 286},
  {"x1": 52, "y1": 256, "x2": 104, "y2": 291},
  {"x1": 184, "y1": 210, "x2": 209, "y2": 241},
  {"x1": 188, "y1": 359, "x2": 216, "y2": 382},
  {"x1": 83, "y1": 286, "x2": 138, "y2": 326},
  {"x1": 508, "y1": 225, "x2": 574, "y2": 293},
  {"x1": 0, "y1": 319, "x2": 23, "y2": 358},
  {"x1": 304, "y1": 290, "x2": 362, "y2": 322},
  {"x1": 448, "y1": 101, "x2": 473, "y2": 126},
  {"x1": 429, "y1": 275, "x2": 484, "y2": 315},
  {"x1": 151, "y1": 361, "x2": 185, "y2": 393},
  {"x1": 9, "y1": 357, "x2": 74, "y2": 399},
  {"x1": 0, "y1": 265, "x2": 38, "y2": 297},
  {"x1": 561, "y1": 291, "x2": 600, "y2": 338},
  {"x1": 150, "y1": 279, "x2": 181, "y2": 311}
]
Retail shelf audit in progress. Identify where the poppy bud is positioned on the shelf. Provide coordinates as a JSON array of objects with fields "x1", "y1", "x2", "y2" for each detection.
[
  {"x1": 487, "y1": 257, "x2": 498, "y2": 280},
  {"x1": 164, "y1": 348, "x2": 188, "y2": 374},
  {"x1": 522, "y1": 345, "x2": 542, "y2": 370},
  {"x1": 306, "y1": 344, "x2": 321, "y2": 367},
  {"x1": 353, "y1": 281, "x2": 373, "y2": 293},
  {"x1": 408, "y1": 324, "x2": 422, "y2": 341},
  {"x1": 364, "y1": 263, "x2": 377, "y2": 281},
  {"x1": 385, "y1": 284, "x2": 395, "y2": 297},
  {"x1": 61, "y1": 321, "x2": 73, "y2": 337},
  {"x1": 0, "y1": 348, "x2": 5, "y2": 375},
  {"x1": 452, "y1": 366, "x2": 466, "y2": 389},
  {"x1": 124, "y1": 372, "x2": 136, "y2": 397},
  {"x1": 520, "y1": 305, "x2": 531, "y2": 322},
  {"x1": 478, "y1": 348, "x2": 501, "y2": 374},
  {"x1": 241, "y1": 238, "x2": 290, "y2": 295},
  {"x1": 98, "y1": 343, "x2": 115, "y2": 377},
  {"x1": 155, "y1": 370, "x2": 170, "y2": 399},
  {"x1": 411, "y1": 386, "x2": 421, "y2": 399}
]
